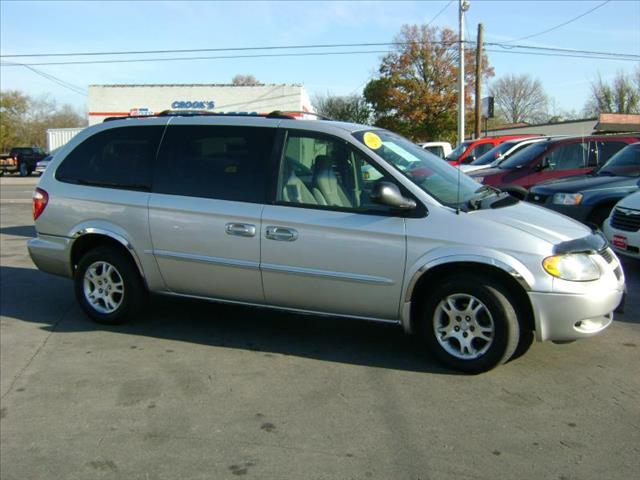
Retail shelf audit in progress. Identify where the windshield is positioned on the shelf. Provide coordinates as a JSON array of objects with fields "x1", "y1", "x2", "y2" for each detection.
[
  {"x1": 499, "y1": 142, "x2": 549, "y2": 169},
  {"x1": 597, "y1": 144, "x2": 640, "y2": 177},
  {"x1": 446, "y1": 141, "x2": 472, "y2": 161},
  {"x1": 353, "y1": 130, "x2": 483, "y2": 208},
  {"x1": 471, "y1": 141, "x2": 517, "y2": 166}
]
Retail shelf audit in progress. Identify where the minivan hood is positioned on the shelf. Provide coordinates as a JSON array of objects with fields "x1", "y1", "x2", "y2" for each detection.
[
  {"x1": 531, "y1": 175, "x2": 637, "y2": 194},
  {"x1": 473, "y1": 200, "x2": 590, "y2": 244}
]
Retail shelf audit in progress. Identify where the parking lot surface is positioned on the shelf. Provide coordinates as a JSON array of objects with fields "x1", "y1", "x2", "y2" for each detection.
[{"x1": 1, "y1": 176, "x2": 639, "y2": 480}]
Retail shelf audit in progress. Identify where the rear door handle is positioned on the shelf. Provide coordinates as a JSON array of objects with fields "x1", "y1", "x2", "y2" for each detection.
[
  {"x1": 225, "y1": 223, "x2": 256, "y2": 237},
  {"x1": 265, "y1": 226, "x2": 298, "y2": 241}
]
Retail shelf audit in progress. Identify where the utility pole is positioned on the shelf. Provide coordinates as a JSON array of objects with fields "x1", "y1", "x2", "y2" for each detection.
[
  {"x1": 474, "y1": 22, "x2": 484, "y2": 139},
  {"x1": 458, "y1": 0, "x2": 470, "y2": 146}
]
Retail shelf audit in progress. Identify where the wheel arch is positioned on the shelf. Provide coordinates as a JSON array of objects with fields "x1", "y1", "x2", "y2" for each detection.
[
  {"x1": 405, "y1": 259, "x2": 535, "y2": 336},
  {"x1": 70, "y1": 228, "x2": 146, "y2": 285}
]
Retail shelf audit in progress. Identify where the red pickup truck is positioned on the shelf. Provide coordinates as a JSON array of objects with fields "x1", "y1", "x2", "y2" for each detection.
[{"x1": 0, "y1": 147, "x2": 47, "y2": 176}]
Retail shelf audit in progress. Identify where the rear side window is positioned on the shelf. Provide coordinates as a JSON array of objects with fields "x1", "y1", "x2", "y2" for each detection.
[
  {"x1": 56, "y1": 126, "x2": 163, "y2": 190},
  {"x1": 154, "y1": 125, "x2": 275, "y2": 203}
]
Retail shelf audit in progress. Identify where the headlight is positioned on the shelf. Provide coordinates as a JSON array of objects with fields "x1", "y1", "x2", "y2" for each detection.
[
  {"x1": 474, "y1": 177, "x2": 484, "y2": 183},
  {"x1": 542, "y1": 253, "x2": 600, "y2": 281},
  {"x1": 553, "y1": 193, "x2": 583, "y2": 205}
]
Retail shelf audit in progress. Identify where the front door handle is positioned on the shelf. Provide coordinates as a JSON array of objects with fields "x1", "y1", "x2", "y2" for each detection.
[
  {"x1": 225, "y1": 223, "x2": 256, "y2": 237},
  {"x1": 265, "y1": 226, "x2": 298, "y2": 241}
]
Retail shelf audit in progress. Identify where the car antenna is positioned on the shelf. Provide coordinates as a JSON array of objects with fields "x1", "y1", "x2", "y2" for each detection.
[{"x1": 456, "y1": 142, "x2": 461, "y2": 214}]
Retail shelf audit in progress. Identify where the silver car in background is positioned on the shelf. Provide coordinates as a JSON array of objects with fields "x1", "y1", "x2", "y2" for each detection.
[{"x1": 27, "y1": 113, "x2": 625, "y2": 372}]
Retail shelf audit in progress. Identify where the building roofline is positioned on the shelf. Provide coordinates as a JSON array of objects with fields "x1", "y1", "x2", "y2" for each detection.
[{"x1": 487, "y1": 117, "x2": 598, "y2": 132}]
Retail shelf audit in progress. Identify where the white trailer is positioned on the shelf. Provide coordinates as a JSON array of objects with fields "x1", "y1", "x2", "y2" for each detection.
[{"x1": 46, "y1": 127, "x2": 84, "y2": 152}]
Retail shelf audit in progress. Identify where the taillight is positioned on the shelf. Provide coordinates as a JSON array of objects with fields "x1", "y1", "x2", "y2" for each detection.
[{"x1": 33, "y1": 188, "x2": 48, "y2": 220}]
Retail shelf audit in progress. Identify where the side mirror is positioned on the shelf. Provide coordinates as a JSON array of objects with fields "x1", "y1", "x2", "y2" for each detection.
[
  {"x1": 536, "y1": 158, "x2": 550, "y2": 171},
  {"x1": 370, "y1": 182, "x2": 417, "y2": 210}
]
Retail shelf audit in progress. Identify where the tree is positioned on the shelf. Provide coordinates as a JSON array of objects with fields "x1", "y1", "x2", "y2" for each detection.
[
  {"x1": 363, "y1": 24, "x2": 493, "y2": 142},
  {"x1": 0, "y1": 90, "x2": 29, "y2": 151},
  {"x1": 312, "y1": 93, "x2": 372, "y2": 124},
  {"x1": 584, "y1": 68, "x2": 640, "y2": 116},
  {"x1": 0, "y1": 90, "x2": 86, "y2": 151},
  {"x1": 490, "y1": 74, "x2": 548, "y2": 124},
  {"x1": 231, "y1": 74, "x2": 262, "y2": 86}
]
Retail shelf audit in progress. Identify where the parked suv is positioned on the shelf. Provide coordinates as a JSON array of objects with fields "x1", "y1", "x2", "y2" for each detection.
[
  {"x1": 28, "y1": 113, "x2": 625, "y2": 373},
  {"x1": 446, "y1": 135, "x2": 538, "y2": 166},
  {"x1": 526, "y1": 143, "x2": 640, "y2": 228},
  {"x1": 470, "y1": 135, "x2": 640, "y2": 198}
]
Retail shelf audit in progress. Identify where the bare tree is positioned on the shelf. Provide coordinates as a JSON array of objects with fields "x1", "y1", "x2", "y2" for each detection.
[
  {"x1": 231, "y1": 74, "x2": 263, "y2": 86},
  {"x1": 584, "y1": 69, "x2": 640, "y2": 116},
  {"x1": 490, "y1": 74, "x2": 548, "y2": 124},
  {"x1": 313, "y1": 93, "x2": 372, "y2": 124}
]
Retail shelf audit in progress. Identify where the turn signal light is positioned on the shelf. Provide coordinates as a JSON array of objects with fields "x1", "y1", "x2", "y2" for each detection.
[{"x1": 33, "y1": 188, "x2": 49, "y2": 220}]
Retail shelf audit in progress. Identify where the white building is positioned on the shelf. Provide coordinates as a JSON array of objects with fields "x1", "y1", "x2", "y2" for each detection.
[{"x1": 87, "y1": 84, "x2": 313, "y2": 125}]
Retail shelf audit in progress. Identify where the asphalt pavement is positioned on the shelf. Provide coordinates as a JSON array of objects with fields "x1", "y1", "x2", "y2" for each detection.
[{"x1": 1, "y1": 176, "x2": 639, "y2": 480}]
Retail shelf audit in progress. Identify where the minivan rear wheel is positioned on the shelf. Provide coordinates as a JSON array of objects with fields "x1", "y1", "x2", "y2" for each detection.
[
  {"x1": 420, "y1": 274, "x2": 520, "y2": 373},
  {"x1": 74, "y1": 246, "x2": 145, "y2": 324}
]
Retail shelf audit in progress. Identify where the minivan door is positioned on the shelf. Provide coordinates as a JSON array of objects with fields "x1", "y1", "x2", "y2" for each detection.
[
  {"x1": 260, "y1": 130, "x2": 407, "y2": 320},
  {"x1": 148, "y1": 121, "x2": 276, "y2": 302},
  {"x1": 518, "y1": 139, "x2": 594, "y2": 188}
]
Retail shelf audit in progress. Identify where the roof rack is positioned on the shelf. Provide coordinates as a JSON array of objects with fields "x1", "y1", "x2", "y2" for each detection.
[{"x1": 103, "y1": 110, "x2": 330, "y2": 123}]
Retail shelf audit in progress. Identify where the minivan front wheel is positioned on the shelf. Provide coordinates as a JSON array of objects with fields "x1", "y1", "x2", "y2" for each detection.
[
  {"x1": 421, "y1": 274, "x2": 520, "y2": 373},
  {"x1": 74, "y1": 246, "x2": 145, "y2": 324}
]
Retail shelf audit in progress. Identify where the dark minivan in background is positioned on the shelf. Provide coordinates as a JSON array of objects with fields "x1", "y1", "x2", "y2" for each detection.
[{"x1": 469, "y1": 135, "x2": 640, "y2": 198}]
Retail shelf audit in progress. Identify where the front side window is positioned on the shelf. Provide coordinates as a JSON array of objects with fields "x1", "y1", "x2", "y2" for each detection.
[
  {"x1": 277, "y1": 132, "x2": 398, "y2": 213},
  {"x1": 154, "y1": 125, "x2": 275, "y2": 203},
  {"x1": 353, "y1": 130, "x2": 482, "y2": 208},
  {"x1": 546, "y1": 142, "x2": 589, "y2": 170},
  {"x1": 446, "y1": 141, "x2": 472, "y2": 161},
  {"x1": 467, "y1": 142, "x2": 494, "y2": 162},
  {"x1": 56, "y1": 126, "x2": 163, "y2": 190}
]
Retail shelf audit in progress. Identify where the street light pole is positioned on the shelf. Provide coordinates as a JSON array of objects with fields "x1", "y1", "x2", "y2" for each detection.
[{"x1": 458, "y1": 0, "x2": 470, "y2": 146}]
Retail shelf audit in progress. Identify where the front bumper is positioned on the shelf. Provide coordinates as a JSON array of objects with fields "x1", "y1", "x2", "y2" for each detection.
[
  {"x1": 528, "y1": 289, "x2": 621, "y2": 342},
  {"x1": 27, "y1": 234, "x2": 73, "y2": 278}
]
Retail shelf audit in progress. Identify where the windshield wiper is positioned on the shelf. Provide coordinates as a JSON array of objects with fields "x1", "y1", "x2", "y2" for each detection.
[{"x1": 73, "y1": 179, "x2": 151, "y2": 190}]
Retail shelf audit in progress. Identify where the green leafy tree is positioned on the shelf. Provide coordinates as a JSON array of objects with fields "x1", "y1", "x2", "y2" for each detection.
[{"x1": 364, "y1": 24, "x2": 493, "y2": 143}]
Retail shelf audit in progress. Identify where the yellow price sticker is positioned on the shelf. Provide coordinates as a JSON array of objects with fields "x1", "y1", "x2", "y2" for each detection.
[{"x1": 363, "y1": 132, "x2": 382, "y2": 150}]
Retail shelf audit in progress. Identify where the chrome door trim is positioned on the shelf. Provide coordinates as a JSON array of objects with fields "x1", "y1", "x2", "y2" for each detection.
[
  {"x1": 156, "y1": 290, "x2": 402, "y2": 325},
  {"x1": 265, "y1": 226, "x2": 298, "y2": 241},
  {"x1": 261, "y1": 262, "x2": 395, "y2": 285},
  {"x1": 152, "y1": 249, "x2": 260, "y2": 270},
  {"x1": 225, "y1": 222, "x2": 257, "y2": 237}
]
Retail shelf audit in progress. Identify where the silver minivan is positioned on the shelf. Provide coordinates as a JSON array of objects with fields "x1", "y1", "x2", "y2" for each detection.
[{"x1": 28, "y1": 113, "x2": 626, "y2": 372}]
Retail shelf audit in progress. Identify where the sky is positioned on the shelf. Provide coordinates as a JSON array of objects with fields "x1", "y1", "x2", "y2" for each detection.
[{"x1": 1, "y1": 0, "x2": 639, "y2": 116}]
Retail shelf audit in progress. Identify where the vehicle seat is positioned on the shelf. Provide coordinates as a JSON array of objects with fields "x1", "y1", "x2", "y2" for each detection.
[
  {"x1": 282, "y1": 165, "x2": 326, "y2": 205},
  {"x1": 312, "y1": 155, "x2": 353, "y2": 208}
]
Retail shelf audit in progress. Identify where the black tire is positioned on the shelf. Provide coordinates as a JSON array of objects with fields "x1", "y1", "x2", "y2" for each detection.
[
  {"x1": 587, "y1": 205, "x2": 613, "y2": 231},
  {"x1": 74, "y1": 246, "x2": 146, "y2": 325},
  {"x1": 19, "y1": 162, "x2": 29, "y2": 177},
  {"x1": 419, "y1": 274, "x2": 520, "y2": 373}
]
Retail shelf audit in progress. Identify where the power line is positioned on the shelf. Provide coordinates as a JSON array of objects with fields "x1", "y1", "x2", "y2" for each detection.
[
  {"x1": 503, "y1": 0, "x2": 612, "y2": 43},
  {"x1": 426, "y1": 0, "x2": 454, "y2": 27},
  {"x1": 14, "y1": 64, "x2": 87, "y2": 96},
  {"x1": 2, "y1": 38, "x2": 636, "y2": 61},
  {"x1": 0, "y1": 43, "x2": 637, "y2": 69}
]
